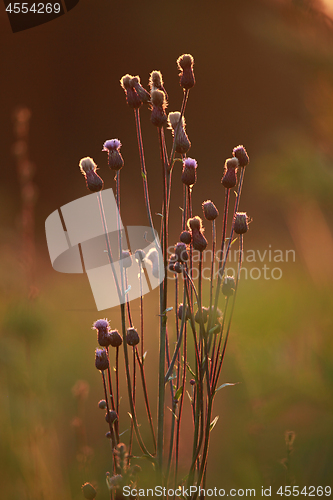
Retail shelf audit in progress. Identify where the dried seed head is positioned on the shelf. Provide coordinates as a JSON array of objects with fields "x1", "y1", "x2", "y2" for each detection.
[
  {"x1": 177, "y1": 54, "x2": 195, "y2": 89},
  {"x1": 120, "y1": 73, "x2": 141, "y2": 109},
  {"x1": 151, "y1": 89, "x2": 166, "y2": 108},
  {"x1": 82, "y1": 482, "x2": 97, "y2": 500},
  {"x1": 180, "y1": 230, "x2": 192, "y2": 245},
  {"x1": 93, "y1": 318, "x2": 110, "y2": 347},
  {"x1": 103, "y1": 139, "x2": 124, "y2": 171},
  {"x1": 202, "y1": 200, "x2": 219, "y2": 221},
  {"x1": 108, "y1": 329, "x2": 123, "y2": 348},
  {"x1": 130, "y1": 76, "x2": 151, "y2": 103},
  {"x1": 178, "y1": 303, "x2": 191, "y2": 321},
  {"x1": 150, "y1": 89, "x2": 167, "y2": 127},
  {"x1": 174, "y1": 242, "x2": 188, "y2": 262},
  {"x1": 95, "y1": 348, "x2": 109, "y2": 371},
  {"x1": 126, "y1": 327, "x2": 140, "y2": 346},
  {"x1": 234, "y1": 212, "x2": 249, "y2": 234},
  {"x1": 232, "y1": 145, "x2": 249, "y2": 167},
  {"x1": 145, "y1": 248, "x2": 160, "y2": 279},
  {"x1": 105, "y1": 410, "x2": 118, "y2": 424},
  {"x1": 221, "y1": 167, "x2": 238, "y2": 189},
  {"x1": 181, "y1": 157, "x2": 197, "y2": 186},
  {"x1": 222, "y1": 276, "x2": 236, "y2": 296},
  {"x1": 188, "y1": 216, "x2": 208, "y2": 252},
  {"x1": 80, "y1": 157, "x2": 104, "y2": 192},
  {"x1": 168, "y1": 111, "x2": 191, "y2": 154},
  {"x1": 98, "y1": 399, "x2": 107, "y2": 409}
]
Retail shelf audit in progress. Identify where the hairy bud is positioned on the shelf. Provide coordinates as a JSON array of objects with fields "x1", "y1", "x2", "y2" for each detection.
[
  {"x1": 232, "y1": 145, "x2": 249, "y2": 167},
  {"x1": 95, "y1": 348, "x2": 109, "y2": 371},
  {"x1": 181, "y1": 157, "x2": 197, "y2": 186},
  {"x1": 234, "y1": 212, "x2": 250, "y2": 234},
  {"x1": 79, "y1": 157, "x2": 103, "y2": 192},
  {"x1": 202, "y1": 200, "x2": 219, "y2": 221},
  {"x1": 126, "y1": 327, "x2": 140, "y2": 346},
  {"x1": 120, "y1": 74, "x2": 142, "y2": 109},
  {"x1": 177, "y1": 54, "x2": 195, "y2": 89},
  {"x1": 102, "y1": 139, "x2": 124, "y2": 171}
]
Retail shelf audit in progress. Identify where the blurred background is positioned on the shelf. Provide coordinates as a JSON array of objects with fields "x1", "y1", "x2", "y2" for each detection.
[{"x1": 1, "y1": 0, "x2": 333, "y2": 498}]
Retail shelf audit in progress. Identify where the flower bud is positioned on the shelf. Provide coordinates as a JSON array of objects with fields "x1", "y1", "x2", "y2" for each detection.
[
  {"x1": 195, "y1": 306, "x2": 209, "y2": 324},
  {"x1": 93, "y1": 318, "x2": 110, "y2": 347},
  {"x1": 232, "y1": 145, "x2": 249, "y2": 167},
  {"x1": 126, "y1": 327, "x2": 140, "y2": 346},
  {"x1": 234, "y1": 212, "x2": 249, "y2": 234},
  {"x1": 190, "y1": 379, "x2": 196, "y2": 386},
  {"x1": 102, "y1": 139, "x2": 124, "y2": 171},
  {"x1": 150, "y1": 90, "x2": 168, "y2": 127},
  {"x1": 221, "y1": 276, "x2": 236, "y2": 296},
  {"x1": 168, "y1": 111, "x2": 191, "y2": 154},
  {"x1": 79, "y1": 157, "x2": 103, "y2": 192},
  {"x1": 109, "y1": 329, "x2": 123, "y2": 348},
  {"x1": 187, "y1": 216, "x2": 207, "y2": 252},
  {"x1": 82, "y1": 482, "x2": 97, "y2": 500},
  {"x1": 149, "y1": 70, "x2": 168, "y2": 99},
  {"x1": 174, "y1": 242, "x2": 188, "y2": 262},
  {"x1": 174, "y1": 262, "x2": 183, "y2": 274},
  {"x1": 181, "y1": 157, "x2": 197, "y2": 186},
  {"x1": 180, "y1": 230, "x2": 192, "y2": 245},
  {"x1": 105, "y1": 410, "x2": 118, "y2": 424},
  {"x1": 120, "y1": 74, "x2": 142, "y2": 109},
  {"x1": 145, "y1": 248, "x2": 160, "y2": 279},
  {"x1": 202, "y1": 200, "x2": 219, "y2": 221},
  {"x1": 178, "y1": 303, "x2": 191, "y2": 321},
  {"x1": 98, "y1": 399, "x2": 107, "y2": 409},
  {"x1": 130, "y1": 76, "x2": 150, "y2": 103},
  {"x1": 177, "y1": 54, "x2": 195, "y2": 90},
  {"x1": 121, "y1": 250, "x2": 132, "y2": 269},
  {"x1": 221, "y1": 167, "x2": 238, "y2": 189},
  {"x1": 95, "y1": 348, "x2": 109, "y2": 371}
]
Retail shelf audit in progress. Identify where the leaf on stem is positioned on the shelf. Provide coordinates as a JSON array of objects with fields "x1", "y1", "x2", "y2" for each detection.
[
  {"x1": 214, "y1": 382, "x2": 239, "y2": 394},
  {"x1": 210, "y1": 416, "x2": 219, "y2": 432},
  {"x1": 168, "y1": 407, "x2": 178, "y2": 420},
  {"x1": 174, "y1": 386, "x2": 183, "y2": 401},
  {"x1": 141, "y1": 171, "x2": 147, "y2": 180}
]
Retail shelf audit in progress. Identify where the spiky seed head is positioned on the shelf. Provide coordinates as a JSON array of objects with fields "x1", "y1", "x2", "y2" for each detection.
[
  {"x1": 177, "y1": 54, "x2": 194, "y2": 70},
  {"x1": 120, "y1": 74, "x2": 133, "y2": 90},
  {"x1": 181, "y1": 157, "x2": 197, "y2": 186},
  {"x1": 234, "y1": 212, "x2": 249, "y2": 234},
  {"x1": 131, "y1": 76, "x2": 151, "y2": 103},
  {"x1": 103, "y1": 139, "x2": 122, "y2": 151},
  {"x1": 151, "y1": 89, "x2": 166, "y2": 108},
  {"x1": 177, "y1": 54, "x2": 195, "y2": 89},
  {"x1": 95, "y1": 348, "x2": 109, "y2": 371},
  {"x1": 126, "y1": 327, "x2": 140, "y2": 346},
  {"x1": 187, "y1": 216, "x2": 203, "y2": 232},
  {"x1": 232, "y1": 145, "x2": 249, "y2": 167},
  {"x1": 202, "y1": 200, "x2": 219, "y2": 221},
  {"x1": 93, "y1": 318, "x2": 111, "y2": 347},
  {"x1": 120, "y1": 74, "x2": 141, "y2": 108},
  {"x1": 167, "y1": 111, "x2": 185, "y2": 130},
  {"x1": 149, "y1": 70, "x2": 164, "y2": 91}
]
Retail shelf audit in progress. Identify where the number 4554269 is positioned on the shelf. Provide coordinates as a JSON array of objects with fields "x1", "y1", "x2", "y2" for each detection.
[
  {"x1": 277, "y1": 486, "x2": 331, "y2": 496},
  {"x1": 6, "y1": 3, "x2": 61, "y2": 14}
]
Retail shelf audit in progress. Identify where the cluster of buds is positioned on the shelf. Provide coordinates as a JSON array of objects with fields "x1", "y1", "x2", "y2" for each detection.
[
  {"x1": 187, "y1": 216, "x2": 208, "y2": 252},
  {"x1": 79, "y1": 157, "x2": 103, "y2": 192},
  {"x1": 93, "y1": 319, "x2": 123, "y2": 348},
  {"x1": 102, "y1": 139, "x2": 124, "y2": 171},
  {"x1": 221, "y1": 145, "x2": 249, "y2": 189},
  {"x1": 120, "y1": 74, "x2": 143, "y2": 109},
  {"x1": 168, "y1": 242, "x2": 188, "y2": 274},
  {"x1": 177, "y1": 54, "x2": 195, "y2": 90},
  {"x1": 181, "y1": 157, "x2": 197, "y2": 186},
  {"x1": 168, "y1": 111, "x2": 191, "y2": 154}
]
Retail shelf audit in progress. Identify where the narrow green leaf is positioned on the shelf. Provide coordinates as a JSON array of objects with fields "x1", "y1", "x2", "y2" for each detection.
[
  {"x1": 175, "y1": 386, "x2": 183, "y2": 401},
  {"x1": 141, "y1": 171, "x2": 147, "y2": 180},
  {"x1": 215, "y1": 382, "x2": 239, "y2": 394},
  {"x1": 186, "y1": 390, "x2": 193, "y2": 404},
  {"x1": 186, "y1": 363, "x2": 196, "y2": 379},
  {"x1": 167, "y1": 407, "x2": 178, "y2": 420},
  {"x1": 210, "y1": 415, "x2": 219, "y2": 432}
]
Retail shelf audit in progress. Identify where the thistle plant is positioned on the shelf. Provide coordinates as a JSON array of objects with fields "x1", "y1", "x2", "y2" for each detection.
[{"x1": 78, "y1": 54, "x2": 252, "y2": 500}]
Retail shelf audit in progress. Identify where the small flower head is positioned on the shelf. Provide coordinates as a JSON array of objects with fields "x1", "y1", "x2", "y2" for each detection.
[
  {"x1": 79, "y1": 157, "x2": 104, "y2": 192},
  {"x1": 221, "y1": 157, "x2": 239, "y2": 189},
  {"x1": 98, "y1": 399, "x2": 107, "y2": 409},
  {"x1": 202, "y1": 200, "x2": 219, "y2": 221},
  {"x1": 105, "y1": 410, "x2": 118, "y2": 424},
  {"x1": 178, "y1": 303, "x2": 191, "y2": 321},
  {"x1": 222, "y1": 276, "x2": 236, "y2": 297},
  {"x1": 109, "y1": 329, "x2": 123, "y2": 348},
  {"x1": 130, "y1": 76, "x2": 150, "y2": 103},
  {"x1": 181, "y1": 157, "x2": 197, "y2": 186},
  {"x1": 180, "y1": 230, "x2": 192, "y2": 245},
  {"x1": 126, "y1": 327, "x2": 140, "y2": 346},
  {"x1": 81, "y1": 482, "x2": 97, "y2": 500},
  {"x1": 232, "y1": 145, "x2": 249, "y2": 167},
  {"x1": 103, "y1": 139, "x2": 124, "y2": 171},
  {"x1": 95, "y1": 348, "x2": 109, "y2": 371},
  {"x1": 150, "y1": 89, "x2": 168, "y2": 127},
  {"x1": 120, "y1": 74, "x2": 142, "y2": 109},
  {"x1": 234, "y1": 212, "x2": 250, "y2": 234},
  {"x1": 187, "y1": 216, "x2": 207, "y2": 252},
  {"x1": 177, "y1": 54, "x2": 195, "y2": 89},
  {"x1": 149, "y1": 70, "x2": 168, "y2": 99},
  {"x1": 93, "y1": 318, "x2": 110, "y2": 347},
  {"x1": 168, "y1": 111, "x2": 191, "y2": 154},
  {"x1": 195, "y1": 306, "x2": 209, "y2": 324}
]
